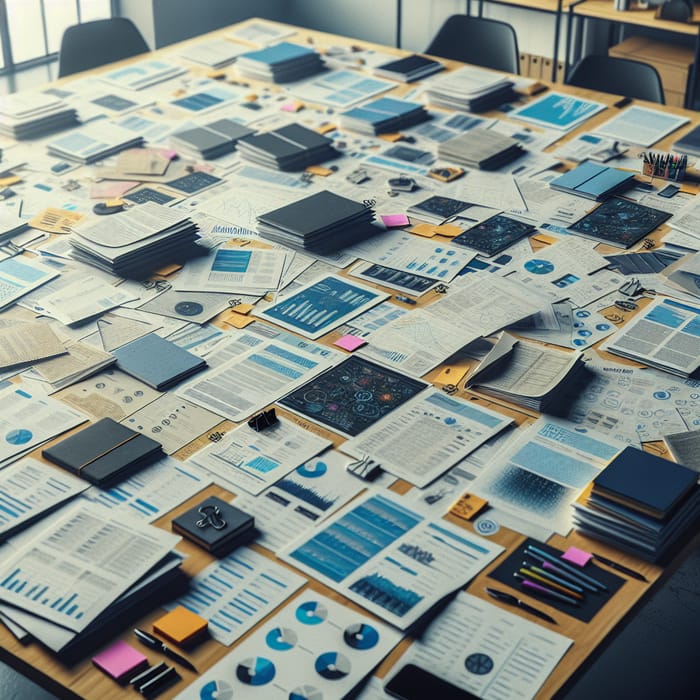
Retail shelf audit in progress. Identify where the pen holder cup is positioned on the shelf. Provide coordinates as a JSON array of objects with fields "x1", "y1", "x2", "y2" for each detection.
[{"x1": 641, "y1": 152, "x2": 687, "y2": 183}]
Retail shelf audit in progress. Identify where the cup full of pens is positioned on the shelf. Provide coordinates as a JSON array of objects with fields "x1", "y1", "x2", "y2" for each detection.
[{"x1": 641, "y1": 151, "x2": 687, "y2": 183}]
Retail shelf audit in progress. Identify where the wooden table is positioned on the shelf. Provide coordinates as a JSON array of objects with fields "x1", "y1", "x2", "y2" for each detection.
[{"x1": 0, "y1": 17, "x2": 698, "y2": 700}]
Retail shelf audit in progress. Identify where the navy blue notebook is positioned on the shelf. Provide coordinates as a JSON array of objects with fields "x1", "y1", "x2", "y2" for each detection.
[
  {"x1": 593, "y1": 446, "x2": 698, "y2": 519},
  {"x1": 113, "y1": 333, "x2": 207, "y2": 391}
]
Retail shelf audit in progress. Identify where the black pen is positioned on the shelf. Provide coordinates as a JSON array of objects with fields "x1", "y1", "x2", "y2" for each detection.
[
  {"x1": 134, "y1": 628, "x2": 198, "y2": 673},
  {"x1": 485, "y1": 586, "x2": 557, "y2": 624},
  {"x1": 592, "y1": 553, "x2": 648, "y2": 582}
]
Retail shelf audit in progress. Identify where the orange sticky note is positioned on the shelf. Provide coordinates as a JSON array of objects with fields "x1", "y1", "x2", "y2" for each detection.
[
  {"x1": 410, "y1": 223, "x2": 437, "y2": 238},
  {"x1": 153, "y1": 606, "x2": 208, "y2": 647},
  {"x1": 449, "y1": 492, "x2": 489, "y2": 521},
  {"x1": 432, "y1": 223, "x2": 463, "y2": 238},
  {"x1": 0, "y1": 175, "x2": 21, "y2": 187},
  {"x1": 230, "y1": 302, "x2": 255, "y2": 315},
  {"x1": 153, "y1": 263, "x2": 181, "y2": 276},
  {"x1": 378, "y1": 132, "x2": 403, "y2": 142},
  {"x1": 224, "y1": 312, "x2": 255, "y2": 328},
  {"x1": 316, "y1": 123, "x2": 337, "y2": 135},
  {"x1": 305, "y1": 165, "x2": 334, "y2": 176}
]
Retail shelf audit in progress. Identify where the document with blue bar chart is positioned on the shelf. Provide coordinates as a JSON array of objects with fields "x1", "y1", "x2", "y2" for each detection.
[
  {"x1": 165, "y1": 546, "x2": 306, "y2": 645},
  {"x1": 281, "y1": 492, "x2": 503, "y2": 629},
  {"x1": 0, "y1": 503, "x2": 178, "y2": 632}
]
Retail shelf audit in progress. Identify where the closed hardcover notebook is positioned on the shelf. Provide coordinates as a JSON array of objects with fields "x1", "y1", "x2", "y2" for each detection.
[
  {"x1": 593, "y1": 446, "x2": 698, "y2": 519},
  {"x1": 113, "y1": 333, "x2": 207, "y2": 390},
  {"x1": 42, "y1": 418, "x2": 163, "y2": 486},
  {"x1": 550, "y1": 161, "x2": 635, "y2": 200}
]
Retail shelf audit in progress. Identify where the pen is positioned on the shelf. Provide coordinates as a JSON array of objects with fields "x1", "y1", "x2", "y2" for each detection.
[
  {"x1": 592, "y1": 553, "x2": 648, "y2": 582},
  {"x1": 394, "y1": 294, "x2": 417, "y2": 305},
  {"x1": 540, "y1": 560, "x2": 599, "y2": 593},
  {"x1": 133, "y1": 629, "x2": 197, "y2": 673},
  {"x1": 526, "y1": 545, "x2": 608, "y2": 591},
  {"x1": 524, "y1": 563, "x2": 585, "y2": 595},
  {"x1": 517, "y1": 567, "x2": 585, "y2": 600},
  {"x1": 515, "y1": 574, "x2": 581, "y2": 606},
  {"x1": 485, "y1": 586, "x2": 557, "y2": 624}
]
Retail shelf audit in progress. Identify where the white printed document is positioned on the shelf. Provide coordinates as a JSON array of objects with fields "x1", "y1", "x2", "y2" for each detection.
[
  {"x1": 342, "y1": 389, "x2": 513, "y2": 487},
  {"x1": 189, "y1": 416, "x2": 331, "y2": 495},
  {"x1": 281, "y1": 492, "x2": 503, "y2": 629},
  {"x1": 393, "y1": 592, "x2": 572, "y2": 700},
  {"x1": 0, "y1": 503, "x2": 179, "y2": 632}
]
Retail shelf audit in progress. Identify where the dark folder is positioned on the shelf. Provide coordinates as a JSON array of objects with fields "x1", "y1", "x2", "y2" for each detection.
[{"x1": 42, "y1": 418, "x2": 163, "y2": 487}]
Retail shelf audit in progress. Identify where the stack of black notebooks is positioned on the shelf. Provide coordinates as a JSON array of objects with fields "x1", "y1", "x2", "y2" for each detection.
[
  {"x1": 341, "y1": 96, "x2": 430, "y2": 135},
  {"x1": 69, "y1": 202, "x2": 202, "y2": 278},
  {"x1": 237, "y1": 123, "x2": 338, "y2": 171},
  {"x1": 170, "y1": 118, "x2": 255, "y2": 159},
  {"x1": 573, "y1": 446, "x2": 700, "y2": 562},
  {"x1": 237, "y1": 41, "x2": 324, "y2": 82},
  {"x1": 257, "y1": 190, "x2": 378, "y2": 254},
  {"x1": 373, "y1": 53, "x2": 444, "y2": 82},
  {"x1": 438, "y1": 127, "x2": 525, "y2": 170}
]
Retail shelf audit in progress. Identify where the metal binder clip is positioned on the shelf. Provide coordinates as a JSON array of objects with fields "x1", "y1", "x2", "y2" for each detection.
[
  {"x1": 195, "y1": 504, "x2": 227, "y2": 530},
  {"x1": 347, "y1": 454, "x2": 382, "y2": 481},
  {"x1": 247, "y1": 408, "x2": 278, "y2": 432}
]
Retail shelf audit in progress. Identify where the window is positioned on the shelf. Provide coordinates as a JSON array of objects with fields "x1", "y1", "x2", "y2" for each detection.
[{"x1": 0, "y1": 0, "x2": 114, "y2": 74}]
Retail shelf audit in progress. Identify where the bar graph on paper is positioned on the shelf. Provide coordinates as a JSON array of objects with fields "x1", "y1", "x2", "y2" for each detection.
[{"x1": 165, "y1": 547, "x2": 306, "y2": 645}]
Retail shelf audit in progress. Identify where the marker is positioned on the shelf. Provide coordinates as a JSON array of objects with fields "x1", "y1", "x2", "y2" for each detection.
[
  {"x1": 515, "y1": 573, "x2": 580, "y2": 606},
  {"x1": 524, "y1": 550, "x2": 598, "y2": 592},
  {"x1": 526, "y1": 545, "x2": 608, "y2": 591},
  {"x1": 525, "y1": 563, "x2": 585, "y2": 595},
  {"x1": 592, "y1": 553, "x2": 648, "y2": 582},
  {"x1": 518, "y1": 567, "x2": 585, "y2": 600},
  {"x1": 394, "y1": 295, "x2": 417, "y2": 305}
]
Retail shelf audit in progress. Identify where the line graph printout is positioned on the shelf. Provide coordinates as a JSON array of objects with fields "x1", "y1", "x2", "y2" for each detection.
[{"x1": 281, "y1": 492, "x2": 503, "y2": 629}]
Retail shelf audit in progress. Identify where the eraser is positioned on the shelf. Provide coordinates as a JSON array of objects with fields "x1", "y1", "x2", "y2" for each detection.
[{"x1": 562, "y1": 546, "x2": 593, "y2": 567}]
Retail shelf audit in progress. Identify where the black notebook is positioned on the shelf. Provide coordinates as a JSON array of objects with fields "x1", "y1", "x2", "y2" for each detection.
[
  {"x1": 374, "y1": 53, "x2": 444, "y2": 82},
  {"x1": 172, "y1": 496, "x2": 255, "y2": 556},
  {"x1": 42, "y1": 418, "x2": 163, "y2": 486}
]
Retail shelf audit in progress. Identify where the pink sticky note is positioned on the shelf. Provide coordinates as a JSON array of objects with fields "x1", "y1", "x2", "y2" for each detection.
[
  {"x1": 93, "y1": 640, "x2": 148, "y2": 682},
  {"x1": 159, "y1": 149, "x2": 178, "y2": 161},
  {"x1": 381, "y1": 213, "x2": 410, "y2": 228},
  {"x1": 334, "y1": 334, "x2": 367, "y2": 352},
  {"x1": 562, "y1": 546, "x2": 592, "y2": 567}
]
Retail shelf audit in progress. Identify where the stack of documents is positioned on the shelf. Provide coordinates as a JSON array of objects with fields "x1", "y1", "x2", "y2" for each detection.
[
  {"x1": 573, "y1": 446, "x2": 700, "y2": 562},
  {"x1": 0, "y1": 503, "x2": 186, "y2": 663},
  {"x1": 0, "y1": 208, "x2": 28, "y2": 242},
  {"x1": 0, "y1": 92, "x2": 78, "y2": 140},
  {"x1": 100, "y1": 59, "x2": 186, "y2": 90},
  {"x1": 237, "y1": 123, "x2": 337, "y2": 171},
  {"x1": 179, "y1": 37, "x2": 248, "y2": 69},
  {"x1": 236, "y1": 41, "x2": 324, "y2": 82},
  {"x1": 341, "y1": 96, "x2": 430, "y2": 135},
  {"x1": 257, "y1": 190, "x2": 377, "y2": 253},
  {"x1": 373, "y1": 53, "x2": 444, "y2": 82},
  {"x1": 170, "y1": 118, "x2": 255, "y2": 159},
  {"x1": 69, "y1": 202, "x2": 201, "y2": 278},
  {"x1": 424, "y1": 65, "x2": 515, "y2": 113},
  {"x1": 47, "y1": 122, "x2": 144, "y2": 164},
  {"x1": 438, "y1": 127, "x2": 525, "y2": 170},
  {"x1": 467, "y1": 338, "x2": 585, "y2": 411}
]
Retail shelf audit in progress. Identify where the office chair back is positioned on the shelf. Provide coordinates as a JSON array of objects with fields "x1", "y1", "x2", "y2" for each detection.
[
  {"x1": 425, "y1": 14, "x2": 520, "y2": 74},
  {"x1": 566, "y1": 54, "x2": 665, "y2": 104},
  {"x1": 58, "y1": 18, "x2": 150, "y2": 78}
]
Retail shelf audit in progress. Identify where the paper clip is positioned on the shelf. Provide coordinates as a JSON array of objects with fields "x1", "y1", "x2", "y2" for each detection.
[
  {"x1": 346, "y1": 454, "x2": 382, "y2": 481},
  {"x1": 247, "y1": 408, "x2": 278, "y2": 432}
]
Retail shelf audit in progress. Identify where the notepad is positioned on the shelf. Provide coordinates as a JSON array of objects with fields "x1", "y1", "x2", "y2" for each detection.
[{"x1": 113, "y1": 333, "x2": 207, "y2": 391}]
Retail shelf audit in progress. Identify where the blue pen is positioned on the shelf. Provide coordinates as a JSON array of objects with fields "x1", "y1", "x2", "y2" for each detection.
[
  {"x1": 523, "y1": 550, "x2": 598, "y2": 593},
  {"x1": 525, "y1": 563, "x2": 585, "y2": 594},
  {"x1": 526, "y1": 545, "x2": 608, "y2": 591}
]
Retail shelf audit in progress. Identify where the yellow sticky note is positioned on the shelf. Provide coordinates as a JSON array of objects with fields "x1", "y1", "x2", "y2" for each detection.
[
  {"x1": 230, "y1": 302, "x2": 255, "y2": 315},
  {"x1": 316, "y1": 123, "x2": 337, "y2": 135},
  {"x1": 378, "y1": 132, "x2": 403, "y2": 142},
  {"x1": 0, "y1": 175, "x2": 21, "y2": 187},
  {"x1": 432, "y1": 223, "x2": 463, "y2": 237},
  {"x1": 531, "y1": 232, "x2": 559, "y2": 245},
  {"x1": 449, "y1": 493, "x2": 489, "y2": 521},
  {"x1": 305, "y1": 165, "x2": 334, "y2": 177},
  {"x1": 28, "y1": 207, "x2": 84, "y2": 234},
  {"x1": 410, "y1": 223, "x2": 437, "y2": 238},
  {"x1": 224, "y1": 312, "x2": 255, "y2": 328},
  {"x1": 153, "y1": 263, "x2": 182, "y2": 276}
]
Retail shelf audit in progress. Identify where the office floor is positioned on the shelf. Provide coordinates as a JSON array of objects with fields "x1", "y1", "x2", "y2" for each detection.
[{"x1": 0, "y1": 544, "x2": 697, "y2": 699}]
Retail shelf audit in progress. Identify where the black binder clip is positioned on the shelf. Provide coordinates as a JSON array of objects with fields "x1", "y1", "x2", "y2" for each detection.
[
  {"x1": 347, "y1": 454, "x2": 382, "y2": 481},
  {"x1": 248, "y1": 408, "x2": 278, "y2": 432}
]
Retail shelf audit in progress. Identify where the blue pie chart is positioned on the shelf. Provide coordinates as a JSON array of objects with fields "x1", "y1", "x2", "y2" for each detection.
[
  {"x1": 5, "y1": 429, "x2": 32, "y2": 445},
  {"x1": 315, "y1": 652, "x2": 351, "y2": 680},
  {"x1": 296, "y1": 460, "x2": 327, "y2": 478},
  {"x1": 289, "y1": 685, "x2": 323, "y2": 700},
  {"x1": 343, "y1": 622, "x2": 379, "y2": 650},
  {"x1": 199, "y1": 680, "x2": 233, "y2": 700},
  {"x1": 266, "y1": 626, "x2": 297, "y2": 651},
  {"x1": 236, "y1": 656, "x2": 276, "y2": 685},
  {"x1": 524, "y1": 259, "x2": 554, "y2": 275},
  {"x1": 296, "y1": 600, "x2": 328, "y2": 625}
]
